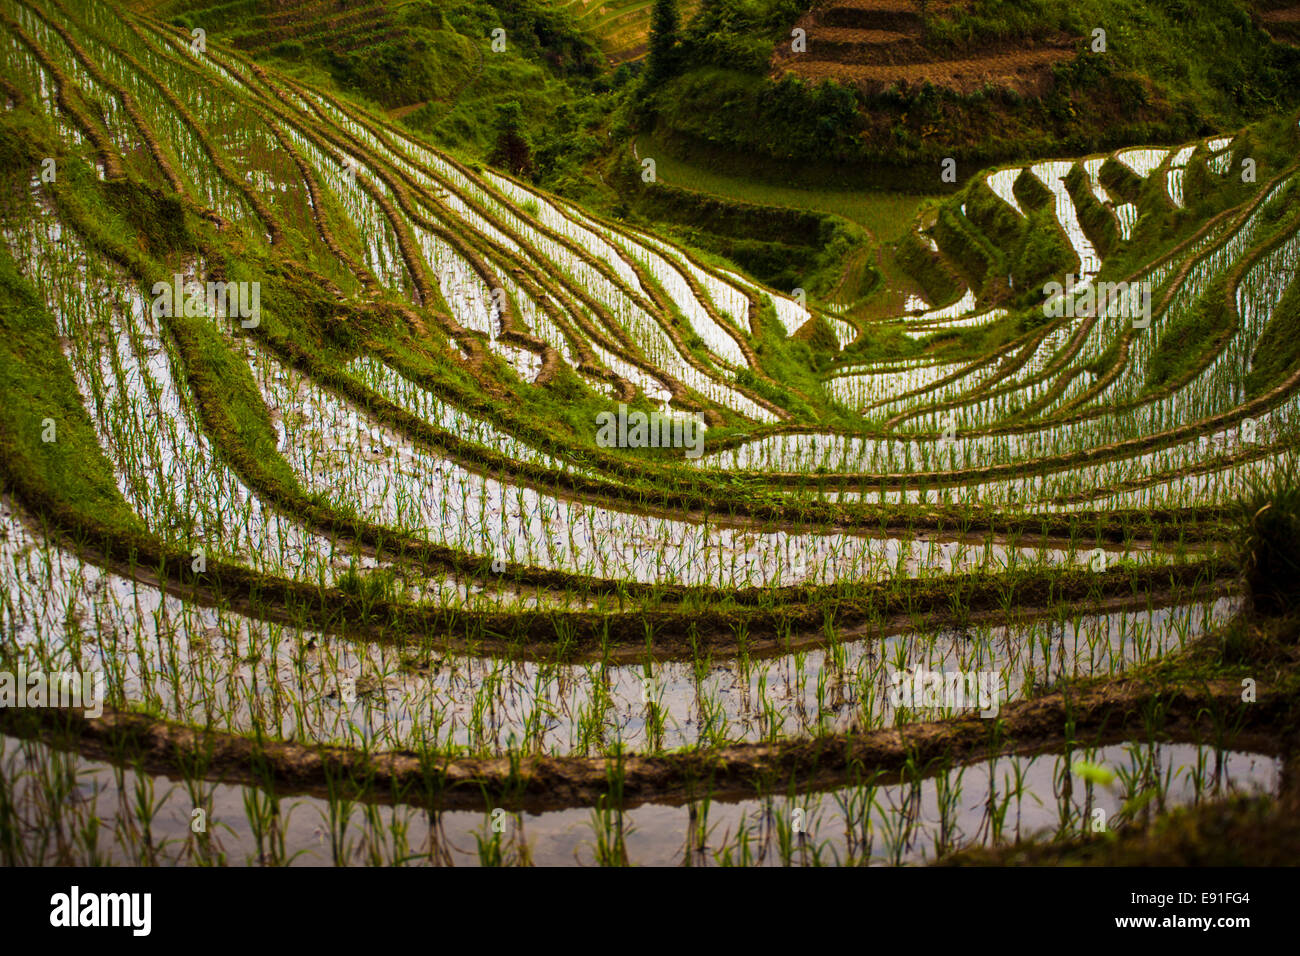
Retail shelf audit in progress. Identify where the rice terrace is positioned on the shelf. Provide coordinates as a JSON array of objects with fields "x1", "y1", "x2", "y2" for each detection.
[{"x1": 1, "y1": 0, "x2": 1300, "y2": 891}]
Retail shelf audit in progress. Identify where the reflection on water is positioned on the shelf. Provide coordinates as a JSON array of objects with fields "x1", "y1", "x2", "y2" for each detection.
[{"x1": 0, "y1": 737, "x2": 1274, "y2": 866}]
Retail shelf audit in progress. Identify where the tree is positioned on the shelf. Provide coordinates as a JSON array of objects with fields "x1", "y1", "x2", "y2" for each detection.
[
  {"x1": 647, "y1": 0, "x2": 680, "y2": 84},
  {"x1": 488, "y1": 101, "x2": 534, "y2": 178}
]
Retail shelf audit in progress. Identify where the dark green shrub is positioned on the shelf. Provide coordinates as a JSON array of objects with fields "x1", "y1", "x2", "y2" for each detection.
[{"x1": 1236, "y1": 459, "x2": 1300, "y2": 617}]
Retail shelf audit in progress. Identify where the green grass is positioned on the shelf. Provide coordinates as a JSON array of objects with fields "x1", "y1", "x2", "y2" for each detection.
[
  {"x1": 1245, "y1": 272, "x2": 1300, "y2": 398},
  {"x1": 636, "y1": 131, "x2": 935, "y2": 240},
  {"x1": 154, "y1": 0, "x2": 608, "y2": 190},
  {"x1": 0, "y1": 248, "x2": 139, "y2": 527}
]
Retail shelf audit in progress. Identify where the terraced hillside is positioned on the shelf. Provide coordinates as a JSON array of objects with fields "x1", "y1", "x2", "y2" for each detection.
[
  {"x1": 145, "y1": 0, "x2": 693, "y2": 66},
  {"x1": 1, "y1": 0, "x2": 1299, "y2": 865},
  {"x1": 558, "y1": 0, "x2": 702, "y2": 63},
  {"x1": 771, "y1": 0, "x2": 1077, "y2": 94},
  {"x1": 1259, "y1": 1, "x2": 1300, "y2": 46},
  {"x1": 139, "y1": 0, "x2": 400, "y2": 56}
]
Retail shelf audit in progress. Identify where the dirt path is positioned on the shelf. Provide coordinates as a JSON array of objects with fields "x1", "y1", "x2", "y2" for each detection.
[{"x1": 782, "y1": 46, "x2": 1075, "y2": 94}]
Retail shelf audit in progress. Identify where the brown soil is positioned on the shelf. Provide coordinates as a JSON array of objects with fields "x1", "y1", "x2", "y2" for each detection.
[
  {"x1": 1262, "y1": 4, "x2": 1300, "y2": 22},
  {"x1": 772, "y1": 0, "x2": 1077, "y2": 95},
  {"x1": 779, "y1": 46, "x2": 1076, "y2": 96},
  {"x1": 387, "y1": 100, "x2": 427, "y2": 120},
  {"x1": 608, "y1": 41, "x2": 648, "y2": 65},
  {"x1": 817, "y1": 0, "x2": 928, "y2": 33},
  {"x1": 1260, "y1": 5, "x2": 1300, "y2": 45}
]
